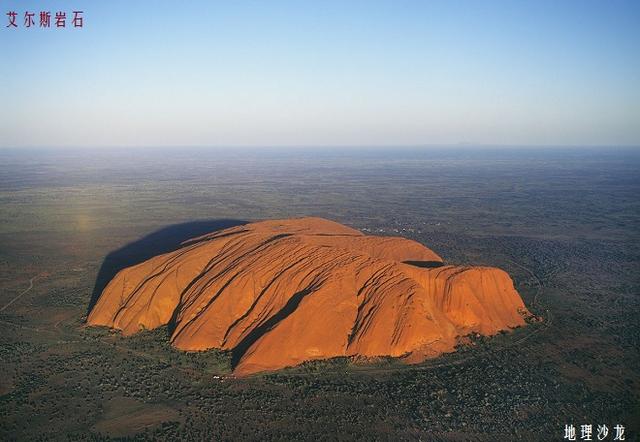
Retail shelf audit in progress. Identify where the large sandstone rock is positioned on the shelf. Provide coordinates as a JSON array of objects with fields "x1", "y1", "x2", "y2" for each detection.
[{"x1": 88, "y1": 217, "x2": 529, "y2": 375}]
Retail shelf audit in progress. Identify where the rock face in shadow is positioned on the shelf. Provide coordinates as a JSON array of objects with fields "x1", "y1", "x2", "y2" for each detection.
[
  {"x1": 88, "y1": 219, "x2": 247, "y2": 314},
  {"x1": 87, "y1": 217, "x2": 529, "y2": 376}
]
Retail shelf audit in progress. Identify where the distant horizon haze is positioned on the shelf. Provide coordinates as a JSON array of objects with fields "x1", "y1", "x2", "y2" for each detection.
[{"x1": 1, "y1": 144, "x2": 640, "y2": 151}]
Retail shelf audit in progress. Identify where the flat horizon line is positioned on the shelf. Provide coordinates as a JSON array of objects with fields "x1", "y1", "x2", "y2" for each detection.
[{"x1": 1, "y1": 144, "x2": 639, "y2": 151}]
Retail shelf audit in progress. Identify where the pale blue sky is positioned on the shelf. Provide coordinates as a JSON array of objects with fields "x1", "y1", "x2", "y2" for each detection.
[{"x1": 1, "y1": 0, "x2": 639, "y2": 147}]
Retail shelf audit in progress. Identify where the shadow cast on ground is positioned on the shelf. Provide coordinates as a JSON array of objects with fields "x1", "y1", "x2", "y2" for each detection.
[{"x1": 88, "y1": 219, "x2": 248, "y2": 315}]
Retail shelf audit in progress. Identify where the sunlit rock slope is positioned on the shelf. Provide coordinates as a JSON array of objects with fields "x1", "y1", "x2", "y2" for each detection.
[{"x1": 88, "y1": 217, "x2": 529, "y2": 375}]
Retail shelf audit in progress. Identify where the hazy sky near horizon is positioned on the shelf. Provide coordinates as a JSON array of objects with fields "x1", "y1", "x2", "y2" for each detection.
[{"x1": 1, "y1": 0, "x2": 639, "y2": 148}]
